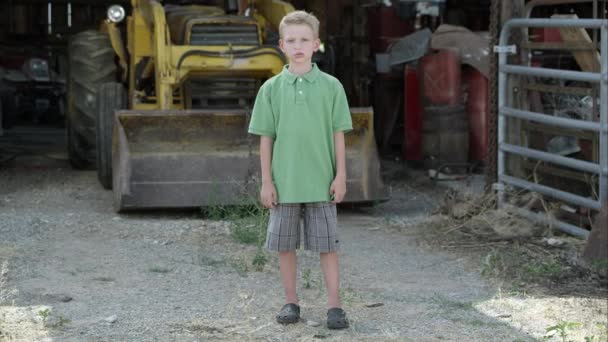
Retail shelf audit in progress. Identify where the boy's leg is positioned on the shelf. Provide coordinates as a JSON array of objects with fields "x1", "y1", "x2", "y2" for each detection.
[
  {"x1": 320, "y1": 252, "x2": 341, "y2": 308},
  {"x1": 266, "y1": 203, "x2": 303, "y2": 323},
  {"x1": 303, "y1": 203, "x2": 348, "y2": 329},
  {"x1": 279, "y1": 251, "x2": 298, "y2": 304},
  {"x1": 303, "y1": 203, "x2": 343, "y2": 308}
]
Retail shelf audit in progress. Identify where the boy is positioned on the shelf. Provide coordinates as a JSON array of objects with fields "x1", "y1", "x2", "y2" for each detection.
[{"x1": 247, "y1": 10, "x2": 352, "y2": 330}]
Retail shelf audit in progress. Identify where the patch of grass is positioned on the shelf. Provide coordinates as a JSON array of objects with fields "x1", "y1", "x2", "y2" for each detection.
[
  {"x1": 202, "y1": 196, "x2": 269, "y2": 247},
  {"x1": 544, "y1": 321, "x2": 581, "y2": 342},
  {"x1": 340, "y1": 287, "x2": 362, "y2": 306},
  {"x1": 251, "y1": 249, "x2": 267, "y2": 272},
  {"x1": 48, "y1": 316, "x2": 71, "y2": 329},
  {"x1": 148, "y1": 267, "x2": 172, "y2": 274},
  {"x1": 590, "y1": 259, "x2": 608, "y2": 275},
  {"x1": 231, "y1": 257, "x2": 249, "y2": 277},
  {"x1": 584, "y1": 322, "x2": 608, "y2": 342},
  {"x1": 448, "y1": 317, "x2": 500, "y2": 328},
  {"x1": 302, "y1": 269, "x2": 313, "y2": 289},
  {"x1": 429, "y1": 294, "x2": 474, "y2": 312},
  {"x1": 37, "y1": 309, "x2": 71, "y2": 329},
  {"x1": 231, "y1": 217, "x2": 267, "y2": 245},
  {"x1": 202, "y1": 195, "x2": 270, "y2": 272},
  {"x1": 481, "y1": 249, "x2": 505, "y2": 278},
  {"x1": 198, "y1": 255, "x2": 227, "y2": 267},
  {"x1": 37, "y1": 308, "x2": 50, "y2": 322},
  {"x1": 523, "y1": 262, "x2": 563, "y2": 280}
]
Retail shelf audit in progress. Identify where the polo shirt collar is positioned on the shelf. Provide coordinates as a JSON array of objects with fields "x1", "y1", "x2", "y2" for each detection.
[{"x1": 282, "y1": 63, "x2": 321, "y2": 84}]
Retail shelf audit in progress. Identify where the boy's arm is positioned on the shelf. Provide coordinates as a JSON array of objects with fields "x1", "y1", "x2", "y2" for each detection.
[
  {"x1": 330, "y1": 131, "x2": 347, "y2": 203},
  {"x1": 260, "y1": 136, "x2": 278, "y2": 208}
]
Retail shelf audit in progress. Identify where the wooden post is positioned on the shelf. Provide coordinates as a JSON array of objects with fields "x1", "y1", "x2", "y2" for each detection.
[
  {"x1": 582, "y1": 204, "x2": 608, "y2": 276},
  {"x1": 502, "y1": 0, "x2": 526, "y2": 178}
]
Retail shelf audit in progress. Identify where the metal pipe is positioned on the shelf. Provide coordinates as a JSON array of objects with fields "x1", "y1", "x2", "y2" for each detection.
[
  {"x1": 600, "y1": 24, "x2": 608, "y2": 206},
  {"x1": 500, "y1": 106, "x2": 602, "y2": 131},
  {"x1": 506, "y1": 205, "x2": 590, "y2": 238},
  {"x1": 497, "y1": 18, "x2": 508, "y2": 207},
  {"x1": 503, "y1": 18, "x2": 607, "y2": 32},
  {"x1": 500, "y1": 64, "x2": 602, "y2": 82},
  {"x1": 501, "y1": 175, "x2": 601, "y2": 210},
  {"x1": 524, "y1": 0, "x2": 594, "y2": 19},
  {"x1": 501, "y1": 143, "x2": 602, "y2": 174}
]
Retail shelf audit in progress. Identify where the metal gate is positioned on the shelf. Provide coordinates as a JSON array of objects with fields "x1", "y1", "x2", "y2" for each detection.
[{"x1": 495, "y1": 18, "x2": 607, "y2": 238}]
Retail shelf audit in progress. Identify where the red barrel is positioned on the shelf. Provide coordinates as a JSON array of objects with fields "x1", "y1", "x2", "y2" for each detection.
[
  {"x1": 463, "y1": 68, "x2": 488, "y2": 162},
  {"x1": 418, "y1": 49, "x2": 461, "y2": 106},
  {"x1": 403, "y1": 66, "x2": 423, "y2": 161}
]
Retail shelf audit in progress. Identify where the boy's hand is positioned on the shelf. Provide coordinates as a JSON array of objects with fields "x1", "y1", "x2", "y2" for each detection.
[
  {"x1": 329, "y1": 175, "x2": 346, "y2": 204},
  {"x1": 261, "y1": 181, "x2": 278, "y2": 209}
]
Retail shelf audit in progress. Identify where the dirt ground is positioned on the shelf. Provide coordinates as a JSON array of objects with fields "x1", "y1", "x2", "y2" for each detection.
[{"x1": 0, "y1": 144, "x2": 607, "y2": 341}]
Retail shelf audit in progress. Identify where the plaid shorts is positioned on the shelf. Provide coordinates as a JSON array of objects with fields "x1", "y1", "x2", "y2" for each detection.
[{"x1": 265, "y1": 202, "x2": 339, "y2": 253}]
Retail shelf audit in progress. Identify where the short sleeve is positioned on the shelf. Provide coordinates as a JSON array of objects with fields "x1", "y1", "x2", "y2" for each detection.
[
  {"x1": 332, "y1": 82, "x2": 353, "y2": 133},
  {"x1": 248, "y1": 82, "x2": 276, "y2": 138}
]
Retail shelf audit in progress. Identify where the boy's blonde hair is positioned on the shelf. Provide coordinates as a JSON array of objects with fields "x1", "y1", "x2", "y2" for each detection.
[{"x1": 279, "y1": 11, "x2": 320, "y2": 38}]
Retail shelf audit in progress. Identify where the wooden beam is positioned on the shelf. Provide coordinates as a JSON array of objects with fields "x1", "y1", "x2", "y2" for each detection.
[{"x1": 553, "y1": 14, "x2": 601, "y2": 72}]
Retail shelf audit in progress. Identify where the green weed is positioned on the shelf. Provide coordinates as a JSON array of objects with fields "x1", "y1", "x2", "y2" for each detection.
[
  {"x1": 430, "y1": 294, "x2": 474, "y2": 312},
  {"x1": 302, "y1": 269, "x2": 312, "y2": 289},
  {"x1": 231, "y1": 257, "x2": 249, "y2": 277},
  {"x1": 37, "y1": 309, "x2": 71, "y2": 329},
  {"x1": 544, "y1": 321, "x2": 581, "y2": 342},
  {"x1": 198, "y1": 255, "x2": 226, "y2": 267},
  {"x1": 202, "y1": 195, "x2": 269, "y2": 246},
  {"x1": 48, "y1": 316, "x2": 71, "y2": 329},
  {"x1": 481, "y1": 249, "x2": 505, "y2": 278},
  {"x1": 37, "y1": 308, "x2": 50, "y2": 322},
  {"x1": 340, "y1": 287, "x2": 362, "y2": 306},
  {"x1": 590, "y1": 259, "x2": 608, "y2": 276},
  {"x1": 252, "y1": 248, "x2": 268, "y2": 272},
  {"x1": 523, "y1": 262, "x2": 563, "y2": 280}
]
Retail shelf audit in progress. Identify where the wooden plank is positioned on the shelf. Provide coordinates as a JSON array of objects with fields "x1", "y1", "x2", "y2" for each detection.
[
  {"x1": 521, "y1": 83, "x2": 594, "y2": 96},
  {"x1": 552, "y1": 14, "x2": 601, "y2": 72}
]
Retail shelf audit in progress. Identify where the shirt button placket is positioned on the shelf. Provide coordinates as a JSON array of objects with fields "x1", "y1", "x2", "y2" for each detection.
[{"x1": 296, "y1": 78, "x2": 305, "y2": 103}]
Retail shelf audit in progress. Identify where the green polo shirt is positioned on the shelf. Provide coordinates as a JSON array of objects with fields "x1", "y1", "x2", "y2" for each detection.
[{"x1": 248, "y1": 63, "x2": 353, "y2": 203}]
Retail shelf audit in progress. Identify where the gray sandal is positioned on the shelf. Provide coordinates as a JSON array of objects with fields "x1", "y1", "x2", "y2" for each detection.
[
  {"x1": 327, "y1": 308, "x2": 349, "y2": 329},
  {"x1": 276, "y1": 303, "x2": 300, "y2": 324}
]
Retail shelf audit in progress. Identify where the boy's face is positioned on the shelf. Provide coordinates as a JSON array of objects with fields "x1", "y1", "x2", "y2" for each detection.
[{"x1": 279, "y1": 24, "x2": 320, "y2": 65}]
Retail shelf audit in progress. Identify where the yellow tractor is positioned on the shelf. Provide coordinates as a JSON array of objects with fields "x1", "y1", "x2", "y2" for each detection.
[{"x1": 66, "y1": 0, "x2": 387, "y2": 211}]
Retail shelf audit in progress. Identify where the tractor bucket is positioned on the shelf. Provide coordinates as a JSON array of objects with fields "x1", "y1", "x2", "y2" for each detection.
[{"x1": 112, "y1": 107, "x2": 388, "y2": 211}]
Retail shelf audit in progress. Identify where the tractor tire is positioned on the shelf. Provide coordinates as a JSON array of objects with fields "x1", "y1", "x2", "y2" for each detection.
[
  {"x1": 67, "y1": 30, "x2": 117, "y2": 169},
  {"x1": 67, "y1": 118, "x2": 92, "y2": 169},
  {"x1": 96, "y1": 82, "x2": 126, "y2": 189}
]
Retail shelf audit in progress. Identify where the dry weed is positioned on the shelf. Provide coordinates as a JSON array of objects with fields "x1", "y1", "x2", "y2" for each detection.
[{"x1": 420, "y1": 188, "x2": 605, "y2": 296}]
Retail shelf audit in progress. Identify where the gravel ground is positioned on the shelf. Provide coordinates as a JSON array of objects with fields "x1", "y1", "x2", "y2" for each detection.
[{"x1": 0, "y1": 153, "x2": 606, "y2": 341}]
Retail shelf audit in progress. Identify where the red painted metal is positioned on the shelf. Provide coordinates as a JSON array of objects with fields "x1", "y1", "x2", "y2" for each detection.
[
  {"x1": 418, "y1": 49, "x2": 461, "y2": 106},
  {"x1": 403, "y1": 66, "x2": 423, "y2": 161},
  {"x1": 463, "y1": 68, "x2": 489, "y2": 162},
  {"x1": 530, "y1": 27, "x2": 563, "y2": 42},
  {"x1": 367, "y1": 6, "x2": 414, "y2": 53}
]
